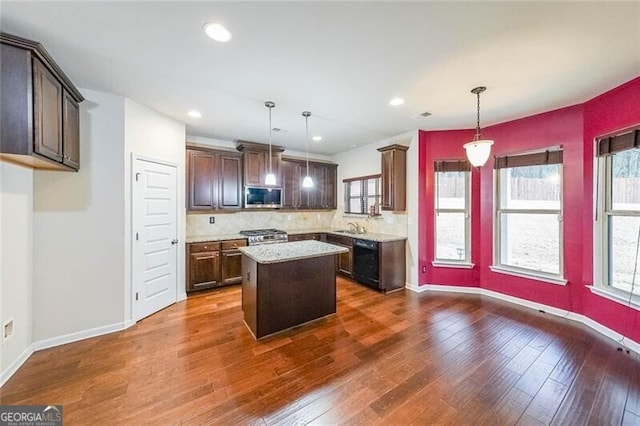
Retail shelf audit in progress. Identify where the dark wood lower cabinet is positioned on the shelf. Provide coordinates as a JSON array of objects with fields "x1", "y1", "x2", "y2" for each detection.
[
  {"x1": 325, "y1": 234, "x2": 353, "y2": 278},
  {"x1": 221, "y1": 239, "x2": 247, "y2": 285},
  {"x1": 187, "y1": 239, "x2": 246, "y2": 292},
  {"x1": 287, "y1": 233, "x2": 323, "y2": 242}
]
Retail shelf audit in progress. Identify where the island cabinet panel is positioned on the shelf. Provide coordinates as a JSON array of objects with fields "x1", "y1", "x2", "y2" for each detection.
[
  {"x1": 1, "y1": 33, "x2": 83, "y2": 171},
  {"x1": 186, "y1": 147, "x2": 243, "y2": 211},
  {"x1": 242, "y1": 255, "x2": 336, "y2": 339},
  {"x1": 378, "y1": 144, "x2": 408, "y2": 211}
]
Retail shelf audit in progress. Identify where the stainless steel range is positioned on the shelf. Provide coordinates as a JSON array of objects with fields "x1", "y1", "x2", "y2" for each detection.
[{"x1": 239, "y1": 229, "x2": 288, "y2": 245}]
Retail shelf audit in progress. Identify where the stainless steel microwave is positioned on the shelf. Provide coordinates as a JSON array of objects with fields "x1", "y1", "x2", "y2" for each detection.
[{"x1": 244, "y1": 186, "x2": 282, "y2": 208}]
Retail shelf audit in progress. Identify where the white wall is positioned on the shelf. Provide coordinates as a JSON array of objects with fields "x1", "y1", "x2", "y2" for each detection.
[
  {"x1": 33, "y1": 89, "x2": 126, "y2": 342},
  {"x1": 405, "y1": 132, "x2": 419, "y2": 288},
  {"x1": 0, "y1": 162, "x2": 33, "y2": 384},
  {"x1": 124, "y1": 99, "x2": 186, "y2": 307},
  {"x1": 330, "y1": 131, "x2": 418, "y2": 285}
]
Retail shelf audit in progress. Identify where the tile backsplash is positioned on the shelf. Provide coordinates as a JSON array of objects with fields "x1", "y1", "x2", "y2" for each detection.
[{"x1": 187, "y1": 210, "x2": 408, "y2": 237}]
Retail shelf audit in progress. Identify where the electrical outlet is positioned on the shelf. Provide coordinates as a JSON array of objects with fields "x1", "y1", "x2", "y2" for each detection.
[
  {"x1": 3, "y1": 318, "x2": 14, "y2": 342},
  {"x1": 209, "y1": 216, "x2": 215, "y2": 224},
  {"x1": 422, "y1": 266, "x2": 426, "y2": 273}
]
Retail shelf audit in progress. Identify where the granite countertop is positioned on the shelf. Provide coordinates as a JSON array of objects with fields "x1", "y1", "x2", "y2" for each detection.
[
  {"x1": 186, "y1": 233, "x2": 245, "y2": 243},
  {"x1": 286, "y1": 228, "x2": 407, "y2": 243},
  {"x1": 187, "y1": 229, "x2": 406, "y2": 244},
  {"x1": 238, "y1": 240, "x2": 348, "y2": 264}
]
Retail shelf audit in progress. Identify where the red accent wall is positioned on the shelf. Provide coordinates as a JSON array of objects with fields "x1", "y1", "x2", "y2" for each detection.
[
  {"x1": 418, "y1": 76, "x2": 640, "y2": 342},
  {"x1": 582, "y1": 77, "x2": 640, "y2": 341},
  {"x1": 418, "y1": 130, "x2": 480, "y2": 288}
]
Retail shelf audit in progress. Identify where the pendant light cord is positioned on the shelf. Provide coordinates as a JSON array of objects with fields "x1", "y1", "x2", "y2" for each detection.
[
  {"x1": 268, "y1": 104, "x2": 273, "y2": 175},
  {"x1": 305, "y1": 114, "x2": 310, "y2": 176},
  {"x1": 475, "y1": 91, "x2": 481, "y2": 140}
]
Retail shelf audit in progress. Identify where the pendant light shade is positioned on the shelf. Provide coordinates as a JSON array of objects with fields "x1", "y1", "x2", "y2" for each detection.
[
  {"x1": 302, "y1": 111, "x2": 314, "y2": 189},
  {"x1": 264, "y1": 101, "x2": 277, "y2": 186},
  {"x1": 463, "y1": 86, "x2": 494, "y2": 167}
]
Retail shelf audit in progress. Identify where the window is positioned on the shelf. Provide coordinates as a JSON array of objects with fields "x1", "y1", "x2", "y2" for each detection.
[
  {"x1": 434, "y1": 160, "x2": 471, "y2": 265},
  {"x1": 596, "y1": 129, "x2": 640, "y2": 297},
  {"x1": 493, "y1": 149, "x2": 564, "y2": 282},
  {"x1": 344, "y1": 175, "x2": 381, "y2": 215}
]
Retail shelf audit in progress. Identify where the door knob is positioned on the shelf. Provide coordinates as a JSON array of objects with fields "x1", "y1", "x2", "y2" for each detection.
[{"x1": 171, "y1": 239, "x2": 179, "y2": 245}]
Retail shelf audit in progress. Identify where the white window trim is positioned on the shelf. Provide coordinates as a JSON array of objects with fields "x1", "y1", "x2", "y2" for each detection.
[
  {"x1": 432, "y1": 261, "x2": 475, "y2": 269},
  {"x1": 587, "y1": 285, "x2": 640, "y2": 312},
  {"x1": 434, "y1": 169, "x2": 471, "y2": 264},
  {"x1": 489, "y1": 265, "x2": 568, "y2": 285},
  {"x1": 593, "y1": 152, "x2": 640, "y2": 297},
  {"x1": 493, "y1": 163, "x2": 565, "y2": 282}
]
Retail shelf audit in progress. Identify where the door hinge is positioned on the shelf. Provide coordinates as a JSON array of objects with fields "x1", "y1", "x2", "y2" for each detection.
[
  {"x1": 136, "y1": 292, "x2": 139, "y2": 301},
  {"x1": 136, "y1": 232, "x2": 139, "y2": 241},
  {"x1": 135, "y1": 172, "x2": 141, "y2": 181}
]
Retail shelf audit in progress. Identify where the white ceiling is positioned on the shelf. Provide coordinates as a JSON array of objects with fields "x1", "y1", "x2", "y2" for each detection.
[{"x1": 2, "y1": 1, "x2": 639, "y2": 155}]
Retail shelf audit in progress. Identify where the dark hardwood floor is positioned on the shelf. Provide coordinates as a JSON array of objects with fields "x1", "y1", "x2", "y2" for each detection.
[{"x1": 2, "y1": 277, "x2": 640, "y2": 425}]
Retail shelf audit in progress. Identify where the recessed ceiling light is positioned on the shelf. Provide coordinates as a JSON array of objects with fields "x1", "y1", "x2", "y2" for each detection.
[
  {"x1": 187, "y1": 110, "x2": 202, "y2": 118},
  {"x1": 312, "y1": 136, "x2": 322, "y2": 141},
  {"x1": 389, "y1": 97, "x2": 405, "y2": 107},
  {"x1": 203, "y1": 23, "x2": 232, "y2": 43}
]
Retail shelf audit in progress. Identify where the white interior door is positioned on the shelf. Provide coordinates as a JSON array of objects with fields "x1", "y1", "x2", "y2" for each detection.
[{"x1": 133, "y1": 157, "x2": 178, "y2": 321}]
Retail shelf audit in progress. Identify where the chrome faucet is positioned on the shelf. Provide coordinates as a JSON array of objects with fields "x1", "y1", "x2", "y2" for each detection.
[{"x1": 347, "y1": 221, "x2": 366, "y2": 234}]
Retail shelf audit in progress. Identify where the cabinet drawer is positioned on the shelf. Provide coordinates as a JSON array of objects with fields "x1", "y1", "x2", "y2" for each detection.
[
  {"x1": 222, "y1": 239, "x2": 247, "y2": 250},
  {"x1": 189, "y1": 242, "x2": 221, "y2": 253},
  {"x1": 326, "y1": 234, "x2": 353, "y2": 246}
]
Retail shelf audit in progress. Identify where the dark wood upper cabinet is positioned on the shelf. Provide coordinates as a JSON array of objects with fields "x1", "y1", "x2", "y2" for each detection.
[
  {"x1": 219, "y1": 154, "x2": 243, "y2": 208},
  {"x1": 187, "y1": 147, "x2": 243, "y2": 211},
  {"x1": 236, "y1": 141, "x2": 283, "y2": 187},
  {"x1": 33, "y1": 59, "x2": 63, "y2": 162},
  {"x1": 281, "y1": 160, "x2": 302, "y2": 208},
  {"x1": 62, "y1": 91, "x2": 80, "y2": 169},
  {"x1": 377, "y1": 144, "x2": 408, "y2": 211},
  {"x1": 281, "y1": 158, "x2": 337, "y2": 210},
  {"x1": 0, "y1": 32, "x2": 83, "y2": 171},
  {"x1": 188, "y1": 150, "x2": 217, "y2": 210}
]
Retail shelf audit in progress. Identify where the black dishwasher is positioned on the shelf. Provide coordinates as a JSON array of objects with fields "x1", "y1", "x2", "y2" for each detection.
[{"x1": 353, "y1": 239, "x2": 379, "y2": 289}]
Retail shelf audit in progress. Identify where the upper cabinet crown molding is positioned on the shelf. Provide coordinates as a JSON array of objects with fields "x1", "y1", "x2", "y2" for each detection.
[
  {"x1": 235, "y1": 140, "x2": 285, "y2": 153},
  {"x1": 0, "y1": 32, "x2": 84, "y2": 102},
  {"x1": 377, "y1": 144, "x2": 408, "y2": 212},
  {"x1": 1, "y1": 32, "x2": 83, "y2": 171}
]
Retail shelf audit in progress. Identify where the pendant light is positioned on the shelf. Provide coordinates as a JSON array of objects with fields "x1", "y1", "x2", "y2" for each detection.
[
  {"x1": 463, "y1": 86, "x2": 494, "y2": 167},
  {"x1": 264, "y1": 101, "x2": 277, "y2": 186},
  {"x1": 302, "y1": 111, "x2": 314, "y2": 188}
]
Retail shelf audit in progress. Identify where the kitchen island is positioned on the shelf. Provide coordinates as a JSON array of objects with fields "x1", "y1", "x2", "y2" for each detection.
[{"x1": 239, "y1": 240, "x2": 348, "y2": 339}]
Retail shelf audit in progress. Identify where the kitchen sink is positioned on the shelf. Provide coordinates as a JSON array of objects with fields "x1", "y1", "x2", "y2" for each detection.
[{"x1": 333, "y1": 229, "x2": 362, "y2": 235}]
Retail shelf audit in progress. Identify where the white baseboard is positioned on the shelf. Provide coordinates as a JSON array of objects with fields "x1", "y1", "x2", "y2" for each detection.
[
  {"x1": 32, "y1": 321, "x2": 126, "y2": 352},
  {"x1": 178, "y1": 292, "x2": 187, "y2": 302},
  {"x1": 416, "y1": 283, "x2": 640, "y2": 355},
  {"x1": 0, "y1": 345, "x2": 34, "y2": 387}
]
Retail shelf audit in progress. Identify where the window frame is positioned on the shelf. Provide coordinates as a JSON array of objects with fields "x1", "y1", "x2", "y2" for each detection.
[
  {"x1": 343, "y1": 174, "x2": 381, "y2": 215},
  {"x1": 594, "y1": 132, "x2": 640, "y2": 303},
  {"x1": 492, "y1": 149, "x2": 566, "y2": 284},
  {"x1": 432, "y1": 161, "x2": 472, "y2": 267}
]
